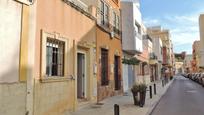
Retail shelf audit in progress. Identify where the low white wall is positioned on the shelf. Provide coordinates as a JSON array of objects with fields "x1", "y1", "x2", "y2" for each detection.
[{"x1": 0, "y1": 83, "x2": 26, "y2": 115}]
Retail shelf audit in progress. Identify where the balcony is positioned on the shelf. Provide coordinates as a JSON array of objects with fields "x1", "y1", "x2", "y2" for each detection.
[
  {"x1": 67, "y1": 0, "x2": 88, "y2": 12},
  {"x1": 149, "y1": 53, "x2": 158, "y2": 65},
  {"x1": 122, "y1": 32, "x2": 143, "y2": 55},
  {"x1": 113, "y1": 27, "x2": 121, "y2": 36},
  {"x1": 62, "y1": 0, "x2": 96, "y2": 20},
  {"x1": 149, "y1": 53, "x2": 158, "y2": 60}
]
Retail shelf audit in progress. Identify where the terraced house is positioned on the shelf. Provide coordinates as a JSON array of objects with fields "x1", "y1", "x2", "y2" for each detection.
[
  {"x1": 34, "y1": 0, "x2": 98, "y2": 114},
  {"x1": 96, "y1": 0, "x2": 123, "y2": 101},
  {"x1": 1, "y1": 0, "x2": 98, "y2": 115},
  {"x1": 81, "y1": 0, "x2": 123, "y2": 101}
]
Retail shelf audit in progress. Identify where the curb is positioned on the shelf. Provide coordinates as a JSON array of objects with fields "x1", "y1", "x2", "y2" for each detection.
[{"x1": 146, "y1": 78, "x2": 175, "y2": 115}]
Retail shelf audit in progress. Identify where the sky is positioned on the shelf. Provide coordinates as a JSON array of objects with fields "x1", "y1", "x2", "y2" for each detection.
[{"x1": 139, "y1": 0, "x2": 204, "y2": 54}]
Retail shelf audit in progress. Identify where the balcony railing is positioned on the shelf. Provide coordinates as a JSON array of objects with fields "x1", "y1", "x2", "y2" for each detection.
[
  {"x1": 99, "y1": 22, "x2": 121, "y2": 37},
  {"x1": 135, "y1": 32, "x2": 142, "y2": 40},
  {"x1": 62, "y1": 0, "x2": 96, "y2": 20},
  {"x1": 113, "y1": 27, "x2": 121, "y2": 36},
  {"x1": 149, "y1": 53, "x2": 158, "y2": 60},
  {"x1": 67, "y1": 0, "x2": 88, "y2": 12},
  {"x1": 112, "y1": 0, "x2": 119, "y2": 4}
]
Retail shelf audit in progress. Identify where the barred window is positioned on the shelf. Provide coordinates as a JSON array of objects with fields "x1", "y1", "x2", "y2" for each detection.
[
  {"x1": 46, "y1": 38, "x2": 65, "y2": 77},
  {"x1": 101, "y1": 49, "x2": 109, "y2": 85}
]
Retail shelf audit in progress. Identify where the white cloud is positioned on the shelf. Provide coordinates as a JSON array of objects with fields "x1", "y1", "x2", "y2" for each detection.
[
  {"x1": 143, "y1": 18, "x2": 160, "y2": 26},
  {"x1": 171, "y1": 32, "x2": 199, "y2": 46},
  {"x1": 143, "y1": 13, "x2": 200, "y2": 54},
  {"x1": 165, "y1": 15, "x2": 198, "y2": 25}
]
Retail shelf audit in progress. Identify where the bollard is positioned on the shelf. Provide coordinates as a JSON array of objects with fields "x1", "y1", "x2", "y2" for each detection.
[
  {"x1": 114, "y1": 104, "x2": 119, "y2": 115},
  {"x1": 154, "y1": 83, "x2": 156, "y2": 95},
  {"x1": 149, "y1": 86, "x2": 152, "y2": 99}
]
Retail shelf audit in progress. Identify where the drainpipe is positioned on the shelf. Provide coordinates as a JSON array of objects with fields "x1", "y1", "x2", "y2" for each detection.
[{"x1": 26, "y1": 1, "x2": 37, "y2": 115}]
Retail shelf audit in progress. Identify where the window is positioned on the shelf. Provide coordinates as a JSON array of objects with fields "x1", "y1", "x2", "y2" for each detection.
[
  {"x1": 116, "y1": 15, "x2": 119, "y2": 29},
  {"x1": 46, "y1": 38, "x2": 65, "y2": 77},
  {"x1": 100, "y1": 1, "x2": 104, "y2": 25},
  {"x1": 101, "y1": 49, "x2": 109, "y2": 85},
  {"x1": 100, "y1": 1, "x2": 109, "y2": 27},
  {"x1": 113, "y1": 12, "x2": 117, "y2": 28},
  {"x1": 135, "y1": 22, "x2": 141, "y2": 34},
  {"x1": 113, "y1": 12, "x2": 120, "y2": 35},
  {"x1": 104, "y1": 4, "x2": 109, "y2": 26}
]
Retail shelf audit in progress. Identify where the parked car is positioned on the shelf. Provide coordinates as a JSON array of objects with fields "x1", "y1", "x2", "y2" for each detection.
[
  {"x1": 198, "y1": 73, "x2": 204, "y2": 85},
  {"x1": 201, "y1": 76, "x2": 204, "y2": 87},
  {"x1": 195, "y1": 73, "x2": 201, "y2": 81},
  {"x1": 189, "y1": 73, "x2": 194, "y2": 80},
  {"x1": 195, "y1": 73, "x2": 202, "y2": 82},
  {"x1": 187, "y1": 73, "x2": 191, "y2": 78}
]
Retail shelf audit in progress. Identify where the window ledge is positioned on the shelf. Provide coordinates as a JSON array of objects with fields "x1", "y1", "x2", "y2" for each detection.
[{"x1": 40, "y1": 76, "x2": 72, "y2": 83}]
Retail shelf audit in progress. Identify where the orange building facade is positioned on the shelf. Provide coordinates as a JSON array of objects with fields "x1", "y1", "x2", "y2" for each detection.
[{"x1": 95, "y1": 0, "x2": 123, "y2": 101}]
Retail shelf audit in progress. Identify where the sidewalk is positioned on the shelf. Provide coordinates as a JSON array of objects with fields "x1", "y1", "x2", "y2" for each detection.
[{"x1": 65, "y1": 79, "x2": 174, "y2": 115}]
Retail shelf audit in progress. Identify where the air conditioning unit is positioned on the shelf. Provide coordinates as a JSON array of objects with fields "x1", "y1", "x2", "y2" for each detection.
[
  {"x1": 16, "y1": 0, "x2": 33, "y2": 5},
  {"x1": 110, "y1": 32, "x2": 114, "y2": 39}
]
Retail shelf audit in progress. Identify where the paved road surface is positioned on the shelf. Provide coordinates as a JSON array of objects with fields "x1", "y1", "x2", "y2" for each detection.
[{"x1": 151, "y1": 76, "x2": 204, "y2": 115}]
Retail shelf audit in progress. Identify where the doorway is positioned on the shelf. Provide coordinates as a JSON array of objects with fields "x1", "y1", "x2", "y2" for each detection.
[
  {"x1": 114, "y1": 56, "x2": 121, "y2": 90},
  {"x1": 77, "y1": 52, "x2": 86, "y2": 99}
]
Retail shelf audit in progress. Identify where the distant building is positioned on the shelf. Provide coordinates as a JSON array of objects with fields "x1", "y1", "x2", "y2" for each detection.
[
  {"x1": 199, "y1": 14, "x2": 204, "y2": 71},
  {"x1": 174, "y1": 52, "x2": 186, "y2": 74},
  {"x1": 147, "y1": 26, "x2": 174, "y2": 78},
  {"x1": 147, "y1": 28, "x2": 163, "y2": 80},
  {"x1": 192, "y1": 40, "x2": 201, "y2": 72},
  {"x1": 184, "y1": 54, "x2": 192, "y2": 73}
]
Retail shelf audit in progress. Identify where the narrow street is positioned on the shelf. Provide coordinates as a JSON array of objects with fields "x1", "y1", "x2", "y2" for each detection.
[{"x1": 151, "y1": 76, "x2": 204, "y2": 115}]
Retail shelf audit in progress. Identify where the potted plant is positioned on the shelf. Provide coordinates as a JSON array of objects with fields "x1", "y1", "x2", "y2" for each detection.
[
  {"x1": 131, "y1": 83, "x2": 147, "y2": 107},
  {"x1": 131, "y1": 84, "x2": 140, "y2": 105},
  {"x1": 138, "y1": 83, "x2": 147, "y2": 107}
]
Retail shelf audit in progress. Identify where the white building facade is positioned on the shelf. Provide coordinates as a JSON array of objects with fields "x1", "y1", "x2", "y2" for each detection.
[{"x1": 121, "y1": 0, "x2": 143, "y2": 92}]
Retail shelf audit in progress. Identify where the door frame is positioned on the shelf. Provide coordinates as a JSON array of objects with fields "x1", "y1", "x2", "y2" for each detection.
[
  {"x1": 114, "y1": 55, "x2": 121, "y2": 90},
  {"x1": 77, "y1": 50, "x2": 87, "y2": 99}
]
